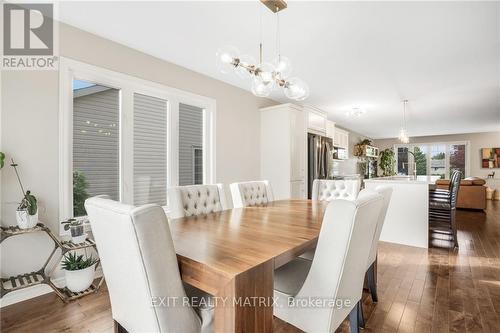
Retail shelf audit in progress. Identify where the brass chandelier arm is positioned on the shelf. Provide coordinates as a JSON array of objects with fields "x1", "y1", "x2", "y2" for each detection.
[
  {"x1": 260, "y1": 0, "x2": 287, "y2": 13},
  {"x1": 233, "y1": 59, "x2": 289, "y2": 87}
]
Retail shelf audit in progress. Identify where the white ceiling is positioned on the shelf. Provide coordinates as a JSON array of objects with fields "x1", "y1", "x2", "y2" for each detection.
[{"x1": 58, "y1": 1, "x2": 500, "y2": 139}]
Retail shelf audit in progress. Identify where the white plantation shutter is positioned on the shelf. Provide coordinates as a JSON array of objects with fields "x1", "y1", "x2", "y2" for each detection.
[
  {"x1": 73, "y1": 87, "x2": 120, "y2": 204},
  {"x1": 179, "y1": 103, "x2": 204, "y2": 186},
  {"x1": 133, "y1": 93, "x2": 168, "y2": 206}
]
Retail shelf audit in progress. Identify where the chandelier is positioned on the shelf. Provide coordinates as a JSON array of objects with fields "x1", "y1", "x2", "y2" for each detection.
[
  {"x1": 216, "y1": 0, "x2": 309, "y2": 101},
  {"x1": 346, "y1": 107, "x2": 366, "y2": 118},
  {"x1": 398, "y1": 100, "x2": 410, "y2": 143}
]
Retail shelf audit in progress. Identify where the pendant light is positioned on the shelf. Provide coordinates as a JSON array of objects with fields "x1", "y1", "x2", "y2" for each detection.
[
  {"x1": 216, "y1": 0, "x2": 309, "y2": 101},
  {"x1": 398, "y1": 100, "x2": 410, "y2": 143}
]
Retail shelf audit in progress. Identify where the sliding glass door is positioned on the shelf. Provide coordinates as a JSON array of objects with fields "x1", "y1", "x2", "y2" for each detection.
[
  {"x1": 429, "y1": 144, "x2": 446, "y2": 179},
  {"x1": 414, "y1": 146, "x2": 428, "y2": 176},
  {"x1": 394, "y1": 142, "x2": 469, "y2": 179},
  {"x1": 397, "y1": 147, "x2": 409, "y2": 175},
  {"x1": 449, "y1": 143, "x2": 466, "y2": 178}
]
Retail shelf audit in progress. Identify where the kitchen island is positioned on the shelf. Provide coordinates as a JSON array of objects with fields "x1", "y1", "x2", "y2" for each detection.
[{"x1": 364, "y1": 176, "x2": 440, "y2": 248}]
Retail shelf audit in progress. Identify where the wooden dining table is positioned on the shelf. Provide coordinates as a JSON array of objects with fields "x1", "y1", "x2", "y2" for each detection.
[{"x1": 170, "y1": 199, "x2": 329, "y2": 333}]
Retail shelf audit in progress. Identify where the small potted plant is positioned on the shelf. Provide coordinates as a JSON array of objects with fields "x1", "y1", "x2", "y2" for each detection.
[
  {"x1": 61, "y1": 251, "x2": 98, "y2": 293},
  {"x1": 61, "y1": 218, "x2": 86, "y2": 244},
  {"x1": 11, "y1": 159, "x2": 38, "y2": 229},
  {"x1": 0, "y1": 152, "x2": 5, "y2": 169}
]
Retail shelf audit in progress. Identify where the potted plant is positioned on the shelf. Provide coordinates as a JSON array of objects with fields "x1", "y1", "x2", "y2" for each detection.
[
  {"x1": 61, "y1": 251, "x2": 98, "y2": 293},
  {"x1": 11, "y1": 159, "x2": 38, "y2": 229},
  {"x1": 0, "y1": 152, "x2": 5, "y2": 169},
  {"x1": 353, "y1": 139, "x2": 373, "y2": 157},
  {"x1": 61, "y1": 218, "x2": 86, "y2": 244},
  {"x1": 379, "y1": 148, "x2": 396, "y2": 177}
]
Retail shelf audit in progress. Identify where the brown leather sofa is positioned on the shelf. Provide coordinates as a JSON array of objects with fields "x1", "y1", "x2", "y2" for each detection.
[{"x1": 436, "y1": 177, "x2": 486, "y2": 210}]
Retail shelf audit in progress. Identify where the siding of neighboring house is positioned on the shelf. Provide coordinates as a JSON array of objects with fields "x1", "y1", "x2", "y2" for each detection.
[
  {"x1": 133, "y1": 93, "x2": 168, "y2": 206},
  {"x1": 73, "y1": 87, "x2": 120, "y2": 202},
  {"x1": 179, "y1": 103, "x2": 203, "y2": 186}
]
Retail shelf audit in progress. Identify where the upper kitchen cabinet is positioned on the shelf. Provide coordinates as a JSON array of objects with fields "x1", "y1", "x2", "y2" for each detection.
[
  {"x1": 326, "y1": 120, "x2": 336, "y2": 139},
  {"x1": 305, "y1": 106, "x2": 327, "y2": 135},
  {"x1": 260, "y1": 104, "x2": 306, "y2": 200},
  {"x1": 334, "y1": 127, "x2": 349, "y2": 151}
]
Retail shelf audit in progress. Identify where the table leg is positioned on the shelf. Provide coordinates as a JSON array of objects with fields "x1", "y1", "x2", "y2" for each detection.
[{"x1": 215, "y1": 260, "x2": 274, "y2": 333}]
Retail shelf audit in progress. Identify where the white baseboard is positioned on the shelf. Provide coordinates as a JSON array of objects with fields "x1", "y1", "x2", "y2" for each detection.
[{"x1": 0, "y1": 269, "x2": 103, "y2": 308}]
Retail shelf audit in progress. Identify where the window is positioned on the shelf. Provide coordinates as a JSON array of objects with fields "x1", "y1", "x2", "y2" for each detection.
[
  {"x1": 72, "y1": 80, "x2": 120, "y2": 217},
  {"x1": 179, "y1": 103, "x2": 204, "y2": 186},
  {"x1": 60, "y1": 58, "x2": 215, "y2": 231},
  {"x1": 193, "y1": 146, "x2": 203, "y2": 185},
  {"x1": 395, "y1": 142, "x2": 469, "y2": 179},
  {"x1": 449, "y1": 143, "x2": 466, "y2": 178},
  {"x1": 397, "y1": 147, "x2": 409, "y2": 175},
  {"x1": 414, "y1": 145, "x2": 428, "y2": 176},
  {"x1": 429, "y1": 144, "x2": 446, "y2": 179},
  {"x1": 133, "y1": 93, "x2": 168, "y2": 206}
]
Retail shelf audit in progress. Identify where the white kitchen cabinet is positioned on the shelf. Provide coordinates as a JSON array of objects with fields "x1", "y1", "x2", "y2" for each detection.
[
  {"x1": 261, "y1": 103, "x2": 307, "y2": 200},
  {"x1": 334, "y1": 127, "x2": 349, "y2": 150},
  {"x1": 306, "y1": 106, "x2": 327, "y2": 135},
  {"x1": 326, "y1": 120, "x2": 336, "y2": 140}
]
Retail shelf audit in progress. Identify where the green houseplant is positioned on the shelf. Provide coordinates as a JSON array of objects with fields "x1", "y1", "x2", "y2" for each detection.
[
  {"x1": 0, "y1": 152, "x2": 5, "y2": 169},
  {"x1": 73, "y1": 171, "x2": 89, "y2": 217},
  {"x1": 61, "y1": 251, "x2": 98, "y2": 292},
  {"x1": 379, "y1": 148, "x2": 396, "y2": 177},
  {"x1": 11, "y1": 159, "x2": 38, "y2": 229},
  {"x1": 353, "y1": 139, "x2": 373, "y2": 157}
]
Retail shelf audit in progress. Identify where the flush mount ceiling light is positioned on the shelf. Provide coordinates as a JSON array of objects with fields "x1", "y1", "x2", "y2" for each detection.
[
  {"x1": 216, "y1": 0, "x2": 309, "y2": 101},
  {"x1": 346, "y1": 107, "x2": 366, "y2": 118},
  {"x1": 398, "y1": 100, "x2": 410, "y2": 143}
]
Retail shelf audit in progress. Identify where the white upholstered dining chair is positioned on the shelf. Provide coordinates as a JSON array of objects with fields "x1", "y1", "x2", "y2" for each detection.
[
  {"x1": 300, "y1": 178, "x2": 361, "y2": 261},
  {"x1": 273, "y1": 191, "x2": 383, "y2": 333},
  {"x1": 358, "y1": 186, "x2": 393, "y2": 303},
  {"x1": 85, "y1": 196, "x2": 213, "y2": 333},
  {"x1": 229, "y1": 180, "x2": 274, "y2": 208},
  {"x1": 167, "y1": 184, "x2": 227, "y2": 219},
  {"x1": 311, "y1": 179, "x2": 361, "y2": 201}
]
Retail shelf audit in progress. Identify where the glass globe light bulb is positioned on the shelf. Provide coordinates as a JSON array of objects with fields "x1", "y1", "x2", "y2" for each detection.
[
  {"x1": 273, "y1": 55, "x2": 293, "y2": 79},
  {"x1": 216, "y1": 45, "x2": 240, "y2": 74},
  {"x1": 255, "y1": 62, "x2": 276, "y2": 86},
  {"x1": 284, "y1": 77, "x2": 309, "y2": 101},
  {"x1": 235, "y1": 54, "x2": 256, "y2": 79},
  {"x1": 251, "y1": 78, "x2": 272, "y2": 97},
  {"x1": 399, "y1": 128, "x2": 409, "y2": 143}
]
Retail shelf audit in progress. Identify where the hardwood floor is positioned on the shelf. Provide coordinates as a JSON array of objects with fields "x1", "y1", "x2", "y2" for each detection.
[{"x1": 2, "y1": 201, "x2": 498, "y2": 333}]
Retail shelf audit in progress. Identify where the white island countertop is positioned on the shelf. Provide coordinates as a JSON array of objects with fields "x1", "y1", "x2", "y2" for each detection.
[
  {"x1": 364, "y1": 175, "x2": 441, "y2": 185},
  {"x1": 364, "y1": 175, "x2": 440, "y2": 248}
]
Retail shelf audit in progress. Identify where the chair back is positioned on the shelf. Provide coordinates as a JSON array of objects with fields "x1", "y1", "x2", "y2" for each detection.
[
  {"x1": 449, "y1": 170, "x2": 462, "y2": 208},
  {"x1": 229, "y1": 180, "x2": 274, "y2": 208},
  {"x1": 85, "y1": 197, "x2": 201, "y2": 333},
  {"x1": 288, "y1": 191, "x2": 383, "y2": 332},
  {"x1": 168, "y1": 184, "x2": 227, "y2": 219},
  {"x1": 311, "y1": 179, "x2": 361, "y2": 201},
  {"x1": 359, "y1": 186, "x2": 393, "y2": 267}
]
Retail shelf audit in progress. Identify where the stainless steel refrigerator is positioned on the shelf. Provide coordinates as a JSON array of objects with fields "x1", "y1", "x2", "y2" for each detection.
[{"x1": 307, "y1": 133, "x2": 333, "y2": 198}]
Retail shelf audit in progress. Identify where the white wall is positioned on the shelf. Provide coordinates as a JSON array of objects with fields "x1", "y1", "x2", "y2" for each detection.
[
  {"x1": 0, "y1": 23, "x2": 275, "y2": 306},
  {"x1": 374, "y1": 131, "x2": 500, "y2": 179}
]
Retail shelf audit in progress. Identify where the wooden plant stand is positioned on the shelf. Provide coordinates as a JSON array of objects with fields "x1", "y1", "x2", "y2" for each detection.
[{"x1": 0, "y1": 223, "x2": 104, "y2": 303}]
